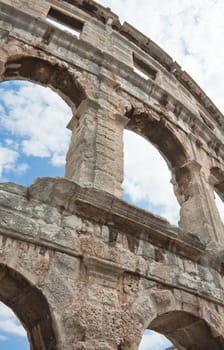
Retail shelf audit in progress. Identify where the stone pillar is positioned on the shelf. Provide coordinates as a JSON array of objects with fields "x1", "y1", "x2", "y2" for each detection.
[
  {"x1": 173, "y1": 160, "x2": 224, "y2": 244},
  {"x1": 55, "y1": 256, "x2": 144, "y2": 350},
  {"x1": 73, "y1": 257, "x2": 124, "y2": 350},
  {"x1": 66, "y1": 98, "x2": 128, "y2": 197}
]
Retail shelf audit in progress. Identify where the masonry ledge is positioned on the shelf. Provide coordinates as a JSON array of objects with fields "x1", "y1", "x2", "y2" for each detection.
[{"x1": 1, "y1": 177, "x2": 224, "y2": 274}]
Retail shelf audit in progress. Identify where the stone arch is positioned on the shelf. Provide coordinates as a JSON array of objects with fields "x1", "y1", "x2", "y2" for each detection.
[
  {"x1": 0, "y1": 53, "x2": 89, "y2": 185},
  {"x1": 123, "y1": 107, "x2": 223, "y2": 241},
  {"x1": 210, "y1": 166, "x2": 224, "y2": 201},
  {"x1": 124, "y1": 107, "x2": 192, "y2": 227},
  {"x1": 125, "y1": 108, "x2": 190, "y2": 169},
  {"x1": 1, "y1": 54, "x2": 87, "y2": 109},
  {"x1": 123, "y1": 129, "x2": 180, "y2": 224},
  {"x1": 207, "y1": 166, "x2": 224, "y2": 226},
  {"x1": 0, "y1": 263, "x2": 57, "y2": 350},
  {"x1": 150, "y1": 310, "x2": 224, "y2": 349},
  {"x1": 127, "y1": 287, "x2": 224, "y2": 350}
]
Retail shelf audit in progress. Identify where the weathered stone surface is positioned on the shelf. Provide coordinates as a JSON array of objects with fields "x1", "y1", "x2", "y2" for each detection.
[
  {"x1": 0, "y1": 0, "x2": 224, "y2": 349},
  {"x1": 0, "y1": 178, "x2": 224, "y2": 349}
]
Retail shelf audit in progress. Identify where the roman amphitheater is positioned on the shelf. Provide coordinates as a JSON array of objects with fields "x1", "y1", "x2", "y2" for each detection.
[{"x1": 0, "y1": 0, "x2": 224, "y2": 349}]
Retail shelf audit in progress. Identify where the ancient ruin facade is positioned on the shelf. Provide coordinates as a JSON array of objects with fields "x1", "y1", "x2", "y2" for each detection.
[{"x1": 0, "y1": 0, "x2": 224, "y2": 349}]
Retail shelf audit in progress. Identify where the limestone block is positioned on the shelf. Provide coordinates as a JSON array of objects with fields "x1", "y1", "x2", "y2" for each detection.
[
  {"x1": 0, "y1": 208, "x2": 38, "y2": 237},
  {"x1": 0, "y1": 236, "x2": 51, "y2": 285},
  {"x1": 43, "y1": 253, "x2": 81, "y2": 311},
  {"x1": 61, "y1": 213, "x2": 82, "y2": 231},
  {"x1": 137, "y1": 239, "x2": 155, "y2": 259},
  {"x1": 102, "y1": 308, "x2": 123, "y2": 344},
  {"x1": 32, "y1": 203, "x2": 61, "y2": 224},
  {"x1": 177, "y1": 273, "x2": 201, "y2": 290},
  {"x1": 0, "y1": 189, "x2": 32, "y2": 215},
  {"x1": 148, "y1": 261, "x2": 174, "y2": 284},
  {"x1": 80, "y1": 302, "x2": 103, "y2": 340}
]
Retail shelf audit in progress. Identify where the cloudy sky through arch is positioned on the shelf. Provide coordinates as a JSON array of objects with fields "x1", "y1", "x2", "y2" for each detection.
[
  {"x1": 0, "y1": 80, "x2": 72, "y2": 185},
  {"x1": 0, "y1": 302, "x2": 29, "y2": 350}
]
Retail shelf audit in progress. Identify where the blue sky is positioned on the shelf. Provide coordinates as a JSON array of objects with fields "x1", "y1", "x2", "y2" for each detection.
[
  {"x1": 0, "y1": 303, "x2": 29, "y2": 350},
  {"x1": 0, "y1": 0, "x2": 224, "y2": 350}
]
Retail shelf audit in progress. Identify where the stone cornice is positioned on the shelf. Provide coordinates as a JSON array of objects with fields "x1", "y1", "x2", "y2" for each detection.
[
  {"x1": 24, "y1": 178, "x2": 224, "y2": 274},
  {"x1": 53, "y1": 0, "x2": 224, "y2": 132}
]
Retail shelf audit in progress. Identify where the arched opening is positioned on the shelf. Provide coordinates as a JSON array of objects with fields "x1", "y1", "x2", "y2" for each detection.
[
  {"x1": 138, "y1": 329, "x2": 173, "y2": 350},
  {"x1": 125, "y1": 108, "x2": 188, "y2": 169},
  {"x1": 138, "y1": 311, "x2": 224, "y2": 350},
  {"x1": 214, "y1": 191, "x2": 224, "y2": 223},
  {"x1": 0, "y1": 80, "x2": 72, "y2": 186},
  {"x1": 123, "y1": 129, "x2": 180, "y2": 225},
  {"x1": 210, "y1": 167, "x2": 224, "y2": 224},
  {"x1": 0, "y1": 302, "x2": 29, "y2": 349},
  {"x1": 3, "y1": 56, "x2": 86, "y2": 108},
  {"x1": 0, "y1": 264, "x2": 57, "y2": 350}
]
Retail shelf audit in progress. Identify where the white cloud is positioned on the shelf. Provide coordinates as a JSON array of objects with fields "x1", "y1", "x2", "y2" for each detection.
[
  {"x1": 0, "y1": 303, "x2": 14, "y2": 319},
  {"x1": 99, "y1": 0, "x2": 224, "y2": 112},
  {"x1": 0, "y1": 303, "x2": 27, "y2": 337},
  {"x1": 0, "y1": 143, "x2": 29, "y2": 181},
  {"x1": 0, "y1": 320, "x2": 26, "y2": 337},
  {"x1": 215, "y1": 192, "x2": 224, "y2": 223},
  {"x1": 4, "y1": 139, "x2": 19, "y2": 150},
  {"x1": 0, "y1": 335, "x2": 7, "y2": 341},
  {"x1": 124, "y1": 130, "x2": 180, "y2": 225},
  {"x1": 17, "y1": 163, "x2": 29, "y2": 174},
  {"x1": 0, "y1": 145, "x2": 19, "y2": 179},
  {"x1": 139, "y1": 330, "x2": 172, "y2": 350},
  {"x1": 0, "y1": 82, "x2": 72, "y2": 167}
]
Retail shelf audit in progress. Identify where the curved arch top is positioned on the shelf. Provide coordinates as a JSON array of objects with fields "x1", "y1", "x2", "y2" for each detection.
[
  {"x1": 125, "y1": 109, "x2": 189, "y2": 168},
  {"x1": 3, "y1": 55, "x2": 87, "y2": 109},
  {"x1": 0, "y1": 263, "x2": 57, "y2": 350},
  {"x1": 150, "y1": 311, "x2": 224, "y2": 350},
  {"x1": 130, "y1": 286, "x2": 224, "y2": 350}
]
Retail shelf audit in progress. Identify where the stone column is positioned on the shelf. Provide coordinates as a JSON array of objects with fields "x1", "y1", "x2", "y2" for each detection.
[
  {"x1": 173, "y1": 160, "x2": 224, "y2": 244},
  {"x1": 66, "y1": 98, "x2": 128, "y2": 197}
]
